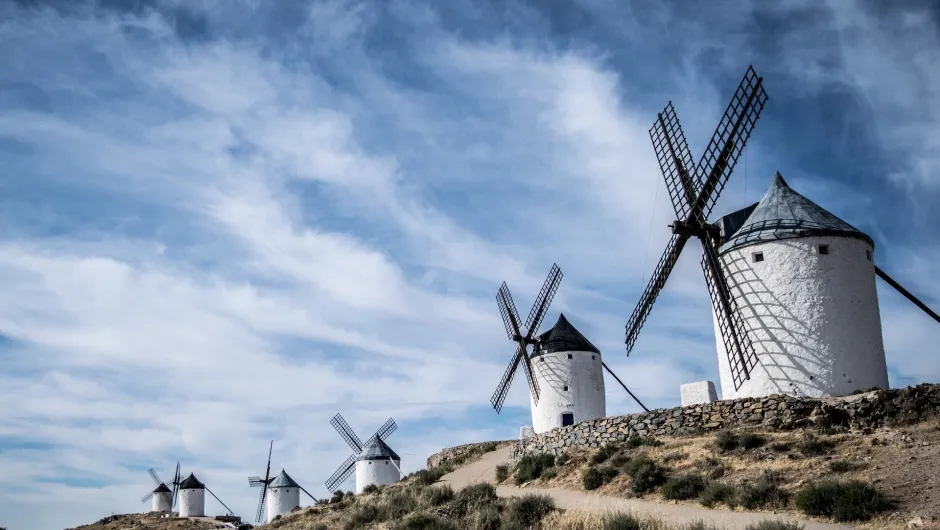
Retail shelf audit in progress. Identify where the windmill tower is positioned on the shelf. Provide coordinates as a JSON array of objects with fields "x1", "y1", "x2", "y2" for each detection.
[
  {"x1": 248, "y1": 441, "x2": 319, "y2": 523},
  {"x1": 325, "y1": 414, "x2": 401, "y2": 495},
  {"x1": 139, "y1": 464, "x2": 180, "y2": 513},
  {"x1": 490, "y1": 264, "x2": 648, "y2": 434},
  {"x1": 178, "y1": 472, "x2": 235, "y2": 518}
]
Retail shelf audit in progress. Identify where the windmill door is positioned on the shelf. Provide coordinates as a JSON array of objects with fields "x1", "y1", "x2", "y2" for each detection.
[{"x1": 561, "y1": 413, "x2": 574, "y2": 427}]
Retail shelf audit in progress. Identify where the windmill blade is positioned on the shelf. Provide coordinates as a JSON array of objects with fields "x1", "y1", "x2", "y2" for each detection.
[
  {"x1": 325, "y1": 454, "x2": 357, "y2": 494},
  {"x1": 875, "y1": 266, "x2": 940, "y2": 324},
  {"x1": 650, "y1": 101, "x2": 698, "y2": 219},
  {"x1": 523, "y1": 263, "x2": 563, "y2": 338},
  {"x1": 205, "y1": 486, "x2": 235, "y2": 516},
  {"x1": 497, "y1": 282, "x2": 524, "y2": 340},
  {"x1": 330, "y1": 413, "x2": 363, "y2": 454},
  {"x1": 171, "y1": 462, "x2": 181, "y2": 510},
  {"x1": 141, "y1": 491, "x2": 154, "y2": 503},
  {"x1": 248, "y1": 476, "x2": 265, "y2": 487},
  {"x1": 298, "y1": 484, "x2": 319, "y2": 503},
  {"x1": 255, "y1": 486, "x2": 268, "y2": 523},
  {"x1": 689, "y1": 65, "x2": 768, "y2": 222},
  {"x1": 489, "y1": 344, "x2": 524, "y2": 413},
  {"x1": 699, "y1": 240, "x2": 759, "y2": 391},
  {"x1": 519, "y1": 347, "x2": 541, "y2": 404},
  {"x1": 625, "y1": 234, "x2": 691, "y2": 353},
  {"x1": 148, "y1": 468, "x2": 162, "y2": 487},
  {"x1": 371, "y1": 418, "x2": 397, "y2": 442}
]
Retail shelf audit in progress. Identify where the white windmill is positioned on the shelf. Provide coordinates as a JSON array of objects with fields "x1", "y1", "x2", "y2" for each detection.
[
  {"x1": 178, "y1": 472, "x2": 235, "y2": 518},
  {"x1": 624, "y1": 65, "x2": 940, "y2": 403},
  {"x1": 248, "y1": 441, "x2": 319, "y2": 523},
  {"x1": 325, "y1": 414, "x2": 401, "y2": 495},
  {"x1": 139, "y1": 464, "x2": 180, "y2": 513},
  {"x1": 491, "y1": 264, "x2": 648, "y2": 434}
]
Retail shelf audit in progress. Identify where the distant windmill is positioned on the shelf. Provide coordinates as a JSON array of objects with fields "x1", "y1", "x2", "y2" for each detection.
[
  {"x1": 178, "y1": 471, "x2": 235, "y2": 518},
  {"x1": 248, "y1": 441, "x2": 319, "y2": 523},
  {"x1": 491, "y1": 264, "x2": 648, "y2": 434},
  {"x1": 624, "y1": 65, "x2": 769, "y2": 393},
  {"x1": 325, "y1": 414, "x2": 401, "y2": 494},
  {"x1": 140, "y1": 464, "x2": 180, "y2": 513}
]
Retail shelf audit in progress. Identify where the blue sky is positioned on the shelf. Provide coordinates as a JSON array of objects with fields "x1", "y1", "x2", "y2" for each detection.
[{"x1": 1, "y1": 0, "x2": 939, "y2": 528}]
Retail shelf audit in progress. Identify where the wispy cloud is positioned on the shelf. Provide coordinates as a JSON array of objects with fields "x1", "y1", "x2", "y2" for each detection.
[{"x1": 1, "y1": 1, "x2": 938, "y2": 528}]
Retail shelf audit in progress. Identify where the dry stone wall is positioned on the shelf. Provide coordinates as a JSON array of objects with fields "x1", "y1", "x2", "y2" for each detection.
[
  {"x1": 426, "y1": 440, "x2": 515, "y2": 469},
  {"x1": 508, "y1": 383, "x2": 940, "y2": 464}
]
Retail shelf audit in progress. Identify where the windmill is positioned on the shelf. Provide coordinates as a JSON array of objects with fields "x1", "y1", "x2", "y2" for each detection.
[
  {"x1": 140, "y1": 464, "x2": 180, "y2": 513},
  {"x1": 178, "y1": 472, "x2": 235, "y2": 518},
  {"x1": 249, "y1": 441, "x2": 319, "y2": 523},
  {"x1": 325, "y1": 414, "x2": 401, "y2": 494},
  {"x1": 624, "y1": 65, "x2": 769, "y2": 393},
  {"x1": 491, "y1": 264, "x2": 649, "y2": 434}
]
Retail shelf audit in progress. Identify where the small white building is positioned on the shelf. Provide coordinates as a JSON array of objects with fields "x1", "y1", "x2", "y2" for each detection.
[
  {"x1": 528, "y1": 314, "x2": 606, "y2": 434},
  {"x1": 712, "y1": 173, "x2": 889, "y2": 400},
  {"x1": 150, "y1": 483, "x2": 172, "y2": 513},
  {"x1": 354, "y1": 437, "x2": 401, "y2": 494},
  {"x1": 266, "y1": 470, "x2": 301, "y2": 523},
  {"x1": 178, "y1": 473, "x2": 206, "y2": 517}
]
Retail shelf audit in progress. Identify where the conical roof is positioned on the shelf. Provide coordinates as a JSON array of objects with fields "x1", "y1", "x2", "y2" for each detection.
[
  {"x1": 152, "y1": 483, "x2": 172, "y2": 494},
  {"x1": 269, "y1": 469, "x2": 300, "y2": 488},
  {"x1": 718, "y1": 173, "x2": 873, "y2": 254},
  {"x1": 535, "y1": 314, "x2": 600, "y2": 355},
  {"x1": 179, "y1": 473, "x2": 205, "y2": 490},
  {"x1": 357, "y1": 436, "x2": 400, "y2": 461}
]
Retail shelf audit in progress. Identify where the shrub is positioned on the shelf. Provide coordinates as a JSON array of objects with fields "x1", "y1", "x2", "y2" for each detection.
[
  {"x1": 541, "y1": 466, "x2": 558, "y2": 480},
  {"x1": 582, "y1": 466, "x2": 619, "y2": 490},
  {"x1": 744, "y1": 522, "x2": 805, "y2": 530},
  {"x1": 331, "y1": 490, "x2": 345, "y2": 502},
  {"x1": 663, "y1": 452, "x2": 687, "y2": 464},
  {"x1": 344, "y1": 504, "x2": 379, "y2": 530},
  {"x1": 514, "y1": 453, "x2": 555, "y2": 484},
  {"x1": 798, "y1": 433, "x2": 834, "y2": 456},
  {"x1": 467, "y1": 504, "x2": 501, "y2": 530},
  {"x1": 828, "y1": 460, "x2": 854, "y2": 473},
  {"x1": 602, "y1": 511, "x2": 644, "y2": 530},
  {"x1": 422, "y1": 484, "x2": 454, "y2": 506},
  {"x1": 625, "y1": 436, "x2": 663, "y2": 449},
  {"x1": 661, "y1": 473, "x2": 708, "y2": 500},
  {"x1": 682, "y1": 523, "x2": 723, "y2": 530},
  {"x1": 495, "y1": 464, "x2": 509, "y2": 483},
  {"x1": 738, "y1": 471, "x2": 790, "y2": 510},
  {"x1": 413, "y1": 467, "x2": 448, "y2": 486},
  {"x1": 694, "y1": 457, "x2": 726, "y2": 480},
  {"x1": 453, "y1": 482, "x2": 499, "y2": 516},
  {"x1": 739, "y1": 433, "x2": 767, "y2": 450},
  {"x1": 610, "y1": 453, "x2": 632, "y2": 468},
  {"x1": 481, "y1": 442, "x2": 499, "y2": 452},
  {"x1": 555, "y1": 452, "x2": 571, "y2": 466},
  {"x1": 591, "y1": 444, "x2": 620, "y2": 464},
  {"x1": 770, "y1": 441, "x2": 792, "y2": 452},
  {"x1": 700, "y1": 482, "x2": 739, "y2": 508},
  {"x1": 362, "y1": 483, "x2": 380, "y2": 494},
  {"x1": 715, "y1": 431, "x2": 739, "y2": 451},
  {"x1": 624, "y1": 455, "x2": 666, "y2": 494},
  {"x1": 507, "y1": 494, "x2": 556, "y2": 527},
  {"x1": 795, "y1": 480, "x2": 890, "y2": 522},
  {"x1": 716, "y1": 431, "x2": 766, "y2": 451},
  {"x1": 378, "y1": 490, "x2": 420, "y2": 520},
  {"x1": 390, "y1": 512, "x2": 458, "y2": 530}
]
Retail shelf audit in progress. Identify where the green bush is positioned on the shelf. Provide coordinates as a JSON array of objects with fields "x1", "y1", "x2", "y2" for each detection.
[
  {"x1": 506, "y1": 494, "x2": 555, "y2": 527},
  {"x1": 738, "y1": 471, "x2": 789, "y2": 510},
  {"x1": 377, "y1": 490, "x2": 420, "y2": 521},
  {"x1": 795, "y1": 480, "x2": 890, "y2": 522},
  {"x1": 555, "y1": 452, "x2": 571, "y2": 466},
  {"x1": 610, "y1": 453, "x2": 632, "y2": 468},
  {"x1": 541, "y1": 466, "x2": 558, "y2": 480},
  {"x1": 452, "y1": 482, "x2": 499, "y2": 516},
  {"x1": 390, "y1": 512, "x2": 458, "y2": 530},
  {"x1": 798, "y1": 433, "x2": 834, "y2": 456},
  {"x1": 362, "y1": 483, "x2": 380, "y2": 494},
  {"x1": 413, "y1": 467, "x2": 448, "y2": 486},
  {"x1": 624, "y1": 455, "x2": 666, "y2": 494},
  {"x1": 583, "y1": 466, "x2": 619, "y2": 490},
  {"x1": 422, "y1": 484, "x2": 454, "y2": 506},
  {"x1": 481, "y1": 442, "x2": 499, "y2": 452},
  {"x1": 715, "y1": 431, "x2": 766, "y2": 451},
  {"x1": 467, "y1": 504, "x2": 501, "y2": 530},
  {"x1": 591, "y1": 444, "x2": 620, "y2": 464},
  {"x1": 625, "y1": 436, "x2": 664, "y2": 449},
  {"x1": 661, "y1": 473, "x2": 708, "y2": 500},
  {"x1": 700, "y1": 482, "x2": 739, "y2": 508},
  {"x1": 344, "y1": 504, "x2": 379, "y2": 530},
  {"x1": 770, "y1": 441, "x2": 792, "y2": 452},
  {"x1": 715, "y1": 431, "x2": 740, "y2": 451},
  {"x1": 602, "y1": 511, "x2": 644, "y2": 530},
  {"x1": 739, "y1": 433, "x2": 768, "y2": 450},
  {"x1": 514, "y1": 453, "x2": 555, "y2": 484},
  {"x1": 744, "y1": 522, "x2": 805, "y2": 530},
  {"x1": 331, "y1": 490, "x2": 346, "y2": 502},
  {"x1": 495, "y1": 464, "x2": 509, "y2": 483},
  {"x1": 828, "y1": 460, "x2": 854, "y2": 473},
  {"x1": 694, "y1": 457, "x2": 726, "y2": 480}
]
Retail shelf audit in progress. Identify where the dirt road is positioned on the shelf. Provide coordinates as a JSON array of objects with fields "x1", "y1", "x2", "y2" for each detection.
[{"x1": 439, "y1": 446, "x2": 858, "y2": 530}]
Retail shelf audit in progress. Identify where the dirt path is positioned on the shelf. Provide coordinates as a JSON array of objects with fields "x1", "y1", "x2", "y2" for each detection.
[{"x1": 439, "y1": 447, "x2": 859, "y2": 530}]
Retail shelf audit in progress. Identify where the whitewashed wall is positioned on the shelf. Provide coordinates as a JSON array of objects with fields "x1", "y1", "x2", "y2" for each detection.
[
  {"x1": 714, "y1": 235, "x2": 889, "y2": 400},
  {"x1": 179, "y1": 488, "x2": 205, "y2": 517},
  {"x1": 151, "y1": 491, "x2": 172, "y2": 513},
  {"x1": 529, "y1": 349, "x2": 606, "y2": 433},
  {"x1": 354, "y1": 458, "x2": 400, "y2": 493},
  {"x1": 267, "y1": 487, "x2": 299, "y2": 522}
]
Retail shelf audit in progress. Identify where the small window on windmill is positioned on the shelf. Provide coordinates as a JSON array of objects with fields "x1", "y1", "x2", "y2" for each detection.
[
  {"x1": 752, "y1": 252, "x2": 764, "y2": 263},
  {"x1": 563, "y1": 385, "x2": 569, "y2": 391},
  {"x1": 567, "y1": 354, "x2": 572, "y2": 359},
  {"x1": 866, "y1": 249, "x2": 872, "y2": 261},
  {"x1": 818, "y1": 244, "x2": 830, "y2": 255},
  {"x1": 591, "y1": 355, "x2": 595, "y2": 360}
]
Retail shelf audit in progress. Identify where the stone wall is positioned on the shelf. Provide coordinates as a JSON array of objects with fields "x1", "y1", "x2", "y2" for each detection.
[
  {"x1": 508, "y1": 383, "x2": 940, "y2": 464},
  {"x1": 427, "y1": 440, "x2": 515, "y2": 469}
]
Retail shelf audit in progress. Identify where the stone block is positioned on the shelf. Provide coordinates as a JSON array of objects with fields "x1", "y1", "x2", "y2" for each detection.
[
  {"x1": 681, "y1": 381, "x2": 719, "y2": 407},
  {"x1": 519, "y1": 426, "x2": 535, "y2": 440}
]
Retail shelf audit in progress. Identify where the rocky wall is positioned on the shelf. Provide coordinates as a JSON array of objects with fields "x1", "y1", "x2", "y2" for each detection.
[
  {"x1": 508, "y1": 383, "x2": 940, "y2": 464},
  {"x1": 426, "y1": 440, "x2": 515, "y2": 469}
]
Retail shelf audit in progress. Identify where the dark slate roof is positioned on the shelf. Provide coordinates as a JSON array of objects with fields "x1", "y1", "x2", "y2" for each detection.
[
  {"x1": 357, "y1": 436, "x2": 400, "y2": 461},
  {"x1": 153, "y1": 483, "x2": 172, "y2": 494},
  {"x1": 269, "y1": 469, "x2": 300, "y2": 489},
  {"x1": 718, "y1": 173, "x2": 873, "y2": 254},
  {"x1": 179, "y1": 473, "x2": 205, "y2": 490},
  {"x1": 534, "y1": 314, "x2": 600, "y2": 355}
]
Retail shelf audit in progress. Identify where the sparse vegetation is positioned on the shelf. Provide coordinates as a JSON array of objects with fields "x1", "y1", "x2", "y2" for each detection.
[
  {"x1": 715, "y1": 431, "x2": 740, "y2": 452},
  {"x1": 700, "y1": 482, "x2": 739, "y2": 509},
  {"x1": 694, "y1": 457, "x2": 726, "y2": 479},
  {"x1": 506, "y1": 494, "x2": 556, "y2": 528},
  {"x1": 610, "y1": 453, "x2": 632, "y2": 467},
  {"x1": 798, "y1": 432, "x2": 834, "y2": 456},
  {"x1": 827, "y1": 460, "x2": 854, "y2": 473},
  {"x1": 495, "y1": 464, "x2": 510, "y2": 482},
  {"x1": 795, "y1": 480, "x2": 890, "y2": 522},
  {"x1": 737, "y1": 471, "x2": 790, "y2": 510},
  {"x1": 715, "y1": 431, "x2": 766, "y2": 451},
  {"x1": 743, "y1": 522, "x2": 804, "y2": 530},
  {"x1": 423, "y1": 484, "x2": 455, "y2": 506},
  {"x1": 738, "y1": 433, "x2": 767, "y2": 450},
  {"x1": 661, "y1": 473, "x2": 708, "y2": 500},
  {"x1": 850, "y1": 386, "x2": 881, "y2": 395},
  {"x1": 514, "y1": 453, "x2": 556, "y2": 484},
  {"x1": 362, "y1": 483, "x2": 380, "y2": 494},
  {"x1": 625, "y1": 436, "x2": 664, "y2": 449},
  {"x1": 390, "y1": 512, "x2": 457, "y2": 530},
  {"x1": 623, "y1": 455, "x2": 667, "y2": 494},
  {"x1": 583, "y1": 466, "x2": 619, "y2": 490},
  {"x1": 592, "y1": 444, "x2": 621, "y2": 464},
  {"x1": 769, "y1": 441, "x2": 792, "y2": 452}
]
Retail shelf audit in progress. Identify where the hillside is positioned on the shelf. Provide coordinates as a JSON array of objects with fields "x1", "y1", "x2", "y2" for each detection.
[{"x1": 65, "y1": 513, "x2": 242, "y2": 530}]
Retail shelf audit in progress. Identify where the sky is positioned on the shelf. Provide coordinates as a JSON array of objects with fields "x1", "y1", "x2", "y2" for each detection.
[{"x1": 1, "y1": 0, "x2": 939, "y2": 528}]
